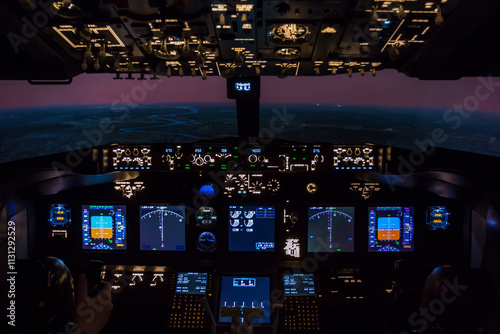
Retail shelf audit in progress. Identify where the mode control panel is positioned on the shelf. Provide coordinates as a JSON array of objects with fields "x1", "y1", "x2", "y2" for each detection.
[{"x1": 108, "y1": 143, "x2": 381, "y2": 172}]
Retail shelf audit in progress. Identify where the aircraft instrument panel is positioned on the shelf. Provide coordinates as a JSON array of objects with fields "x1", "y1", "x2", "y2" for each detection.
[{"x1": 8, "y1": 140, "x2": 478, "y2": 334}]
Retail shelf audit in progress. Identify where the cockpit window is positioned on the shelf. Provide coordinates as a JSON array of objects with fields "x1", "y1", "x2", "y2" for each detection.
[{"x1": 1, "y1": 72, "x2": 500, "y2": 162}]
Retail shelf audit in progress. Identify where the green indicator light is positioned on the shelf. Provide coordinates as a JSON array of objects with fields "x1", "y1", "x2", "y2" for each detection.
[
  {"x1": 209, "y1": 147, "x2": 212, "y2": 149},
  {"x1": 337, "y1": 249, "x2": 341, "y2": 252},
  {"x1": 185, "y1": 167, "x2": 190, "y2": 170},
  {"x1": 293, "y1": 149, "x2": 297, "y2": 152},
  {"x1": 261, "y1": 164, "x2": 264, "y2": 167},
  {"x1": 209, "y1": 164, "x2": 214, "y2": 167},
  {"x1": 302, "y1": 149, "x2": 306, "y2": 152},
  {"x1": 221, "y1": 164, "x2": 227, "y2": 166},
  {"x1": 221, "y1": 167, "x2": 227, "y2": 170},
  {"x1": 234, "y1": 147, "x2": 238, "y2": 149},
  {"x1": 109, "y1": 240, "x2": 112, "y2": 243},
  {"x1": 153, "y1": 248, "x2": 157, "y2": 250},
  {"x1": 302, "y1": 157, "x2": 306, "y2": 160},
  {"x1": 185, "y1": 164, "x2": 190, "y2": 166},
  {"x1": 234, "y1": 155, "x2": 239, "y2": 158},
  {"x1": 250, "y1": 164, "x2": 255, "y2": 167},
  {"x1": 293, "y1": 157, "x2": 296, "y2": 160},
  {"x1": 89, "y1": 239, "x2": 92, "y2": 242}
]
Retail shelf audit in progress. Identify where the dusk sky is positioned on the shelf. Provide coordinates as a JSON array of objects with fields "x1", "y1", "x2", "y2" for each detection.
[{"x1": 1, "y1": 70, "x2": 499, "y2": 111}]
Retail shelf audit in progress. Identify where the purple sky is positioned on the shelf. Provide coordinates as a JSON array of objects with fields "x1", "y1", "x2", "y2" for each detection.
[{"x1": 1, "y1": 70, "x2": 498, "y2": 111}]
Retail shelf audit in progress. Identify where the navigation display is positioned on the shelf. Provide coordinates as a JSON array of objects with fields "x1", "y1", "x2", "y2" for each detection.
[
  {"x1": 283, "y1": 274, "x2": 315, "y2": 296},
  {"x1": 228, "y1": 206, "x2": 275, "y2": 252},
  {"x1": 82, "y1": 205, "x2": 126, "y2": 250},
  {"x1": 218, "y1": 276, "x2": 270, "y2": 324},
  {"x1": 140, "y1": 205, "x2": 185, "y2": 251},
  {"x1": 175, "y1": 272, "x2": 208, "y2": 295},
  {"x1": 368, "y1": 206, "x2": 414, "y2": 252},
  {"x1": 308, "y1": 206, "x2": 355, "y2": 252}
]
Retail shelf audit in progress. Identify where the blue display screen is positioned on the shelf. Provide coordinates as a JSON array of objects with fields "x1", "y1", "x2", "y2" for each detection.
[
  {"x1": 140, "y1": 205, "x2": 185, "y2": 251},
  {"x1": 82, "y1": 205, "x2": 126, "y2": 250},
  {"x1": 175, "y1": 272, "x2": 207, "y2": 295},
  {"x1": 49, "y1": 203, "x2": 71, "y2": 227},
  {"x1": 228, "y1": 206, "x2": 275, "y2": 252},
  {"x1": 308, "y1": 206, "x2": 355, "y2": 252},
  {"x1": 426, "y1": 206, "x2": 450, "y2": 231},
  {"x1": 235, "y1": 82, "x2": 251, "y2": 91},
  {"x1": 219, "y1": 276, "x2": 270, "y2": 324},
  {"x1": 368, "y1": 206, "x2": 414, "y2": 252},
  {"x1": 283, "y1": 274, "x2": 315, "y2": 296}
]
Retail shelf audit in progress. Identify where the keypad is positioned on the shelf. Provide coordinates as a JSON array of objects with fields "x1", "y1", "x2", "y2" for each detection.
[
  {"x1": 168, "y1": 295, "x2": 205, "y2": 329},
  {"x1": 283, "y1": 296, "x2": 320, "y2": 331}
]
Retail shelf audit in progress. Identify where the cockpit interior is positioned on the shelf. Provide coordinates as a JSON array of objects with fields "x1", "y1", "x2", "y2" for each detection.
[{"x1": 1, "y1": 1, "x2": 500, "y2": 333}]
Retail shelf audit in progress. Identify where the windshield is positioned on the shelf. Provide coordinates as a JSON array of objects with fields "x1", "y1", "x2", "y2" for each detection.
[{"x1": 1, "y1": 70, "x2": 499, "y2": 163}]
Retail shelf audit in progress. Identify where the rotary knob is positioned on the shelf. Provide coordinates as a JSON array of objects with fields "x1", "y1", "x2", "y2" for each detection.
[
  {"x1": 306, "y1": 183, "x2": 318, "y2": 194},
  {"x1": 267, "y1": 179, "x2": 280, "y2": 192},
  {"x1": 195, "y1": 157, "x2": 204, "y2": 166}
]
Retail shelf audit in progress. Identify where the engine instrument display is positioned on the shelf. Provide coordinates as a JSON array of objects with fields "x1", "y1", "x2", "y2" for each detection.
[
  {"x1": 175, "y1": 272, "x2": 208, "y2": 294},
  {"x1": 308, "y1": 207, "x2": 355, "y2": 252},
  {"x1": 283, "y1": 274, "x2": 315, "y2": 296},
  {"x1": 140, "y1": 205, "x2": 185, "y2": 251},
  {"x1": 228, "y1": 206, "x2": 275, "y2": 252},
  {"x1": 218, "y1": 276, "x2": 271, "y2": 324},
  {"x1": 82, "y1": 205, "x2": 126, "y2": 250},
  {"x1": 368, "y1": 206, "x2": 414, "y2": 252}
]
